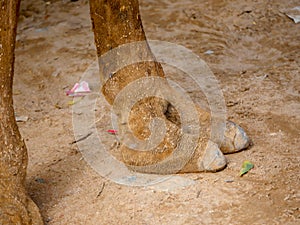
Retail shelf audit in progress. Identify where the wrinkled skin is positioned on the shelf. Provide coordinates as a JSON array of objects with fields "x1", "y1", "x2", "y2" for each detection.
[
  {"x1": 0, "y1": 0, "x2": 249, "y2": 223},
  {"x1": 90, "y1": 0, "x2": 250, "y2": 174}
]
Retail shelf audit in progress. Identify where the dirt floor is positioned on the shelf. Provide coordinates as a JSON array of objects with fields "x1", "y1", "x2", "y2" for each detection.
[{"x1": 13, "y1": 0, "x2": 299, "y2": 224}]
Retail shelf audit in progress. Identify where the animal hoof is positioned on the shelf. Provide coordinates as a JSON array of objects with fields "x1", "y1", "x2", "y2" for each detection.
[{"x1": 198, "y1": 141, "x2": 227, "y2": 172}]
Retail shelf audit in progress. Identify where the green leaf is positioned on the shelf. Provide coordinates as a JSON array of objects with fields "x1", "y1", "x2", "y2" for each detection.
[{"x1": 239, "y1": 160, "x2": 254, "y2": 176}]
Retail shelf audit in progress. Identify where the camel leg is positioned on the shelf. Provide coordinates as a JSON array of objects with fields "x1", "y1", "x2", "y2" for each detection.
[
  {"x1": 0, "y1": 0, "x2": 43, "y2": 224},
  {"x1": 89, "y1": 0, "x2": 249, "y2": 173}
]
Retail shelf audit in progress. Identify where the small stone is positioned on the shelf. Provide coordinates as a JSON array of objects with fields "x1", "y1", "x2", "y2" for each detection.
[
  {"x1": 15, "y1": 116, "x2": 29, "y2": 122},
  {"x1": 204, "y1": 50, "x2": 214, "y2": 55},
  {"x1": 224, "y1": 179, "x2": 234, "y2": 183},
  {"x1": 35, "y1": 178, "x2": 45, "y2": 184}
]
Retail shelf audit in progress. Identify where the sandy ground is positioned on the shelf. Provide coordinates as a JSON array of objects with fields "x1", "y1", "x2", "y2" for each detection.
[{"x1": 13, "y1": 0, "x2": 299, "y2": 224}]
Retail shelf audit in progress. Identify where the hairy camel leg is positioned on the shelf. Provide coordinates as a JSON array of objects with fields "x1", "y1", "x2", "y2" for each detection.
[
  {"x1": 0, "y1": 0, "x2": 43, "y2": 224},
  {"x1": 89, "y1": 0, "x2": 249, "y2": 173}
]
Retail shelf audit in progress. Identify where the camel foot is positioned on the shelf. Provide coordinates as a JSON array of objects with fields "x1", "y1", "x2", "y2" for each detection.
[{"x1": 220, "y1": 121, "x2": 250, "y2": 154}]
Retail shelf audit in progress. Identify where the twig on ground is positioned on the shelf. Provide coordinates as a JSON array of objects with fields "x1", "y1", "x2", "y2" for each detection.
[
  {"x1": 71, "y1": 132, "x2": 92, "y2": 144},
  {"x1": 97, "y1": 183, "x2": 106, "y2": 198}
]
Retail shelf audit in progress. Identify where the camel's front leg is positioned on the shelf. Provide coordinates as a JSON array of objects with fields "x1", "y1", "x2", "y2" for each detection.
[{"x1": 89, "y1": 0, "x2": 250, "y2": 173}]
